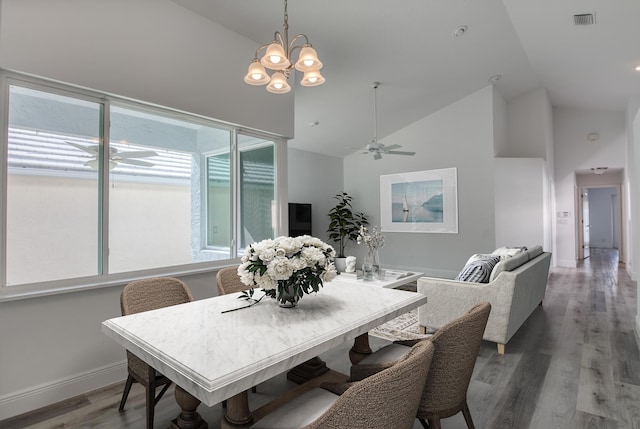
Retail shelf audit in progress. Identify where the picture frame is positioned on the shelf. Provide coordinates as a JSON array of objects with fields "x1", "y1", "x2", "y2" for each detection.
[{"x1": 380, "y1": 167, "x2": 458, "y2": 233}]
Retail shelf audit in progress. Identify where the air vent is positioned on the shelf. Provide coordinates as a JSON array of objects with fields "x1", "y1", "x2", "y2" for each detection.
[{"x1": 574, "y1": 13, "x2": 595, "y2": 25}]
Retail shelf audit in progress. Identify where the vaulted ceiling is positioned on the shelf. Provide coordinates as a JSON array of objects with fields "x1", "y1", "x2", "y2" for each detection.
[{"x1": 173, "y1": 0, "x2": 640, "y2": 157}]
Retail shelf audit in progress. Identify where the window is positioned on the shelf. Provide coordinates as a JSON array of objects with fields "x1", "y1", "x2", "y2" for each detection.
[{"x1": 1, "y1": 73, "x2": 282, "y2": 292}]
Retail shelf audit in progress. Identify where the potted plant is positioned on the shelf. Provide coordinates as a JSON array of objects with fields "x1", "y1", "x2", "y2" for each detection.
[{"x1": 327, "y1": 192, "x2": 368, "y2": 271}]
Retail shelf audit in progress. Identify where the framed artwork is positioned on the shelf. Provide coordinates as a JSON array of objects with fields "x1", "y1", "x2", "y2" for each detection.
[{"x1": 380, "y1": 167, "x2": 458, "y2": 233}]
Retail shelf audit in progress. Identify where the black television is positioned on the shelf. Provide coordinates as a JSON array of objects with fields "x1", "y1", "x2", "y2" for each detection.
[{"x1": 288, "y1": 203, "x2": 312, "y2": 237}]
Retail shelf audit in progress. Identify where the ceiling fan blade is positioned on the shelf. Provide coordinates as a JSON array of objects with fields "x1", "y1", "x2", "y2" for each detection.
[
  {"x1": 66, "y1": 141, "x2": 99, "y2": 155},
  {"x1": 115, "y1": 150, "x2": 158, "y2": 159},
  {"x1": 117, "y1": 158, "x2": 156, "y2": 167},
  {"x1": 383, "y1": 144, "x2": 401, "y2": 151},
  {"x1": 373, "y1": 152, "x2": 382, "y2": 160},
  {"x1": 387, "y1": 151, "x2": 416, "y2": 156}
]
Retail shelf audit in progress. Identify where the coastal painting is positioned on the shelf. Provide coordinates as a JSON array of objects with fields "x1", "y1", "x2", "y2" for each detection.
[
  {"x1": 391, "y1": 180, "x2": 443, "y2": 223},
  {"x1": 380, "y1": 168, "x2": 458, "y2": 233}
]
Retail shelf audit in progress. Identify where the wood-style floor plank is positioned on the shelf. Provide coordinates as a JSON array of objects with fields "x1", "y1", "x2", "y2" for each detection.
[{"x1": 1, "y1": 248, "x2": 638, "y2": 429}]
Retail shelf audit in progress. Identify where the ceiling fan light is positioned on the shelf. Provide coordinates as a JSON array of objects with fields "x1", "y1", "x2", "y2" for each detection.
[
  {"x1": 266, "y1": 71, "x2": 291, "y2": 93},
  {"x1": 300, "y1": 70, "x2": 325, "y2": 87},
  {"x1": 244, "y1": 59, "x2": 270, "y2": 85},
  {"x1": 261, "y1": 42, "x2": 291, "y2": 70},
  {"x1": 295, "y1": 45, "x2": 322, "y2": 72}
]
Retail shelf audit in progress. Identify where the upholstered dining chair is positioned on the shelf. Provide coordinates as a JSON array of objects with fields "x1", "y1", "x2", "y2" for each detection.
[
  {"x1": 118, "y1": 277, "x2": 194, "y2": 429},
  {"x1": 350, "y1": 302, "x2": 491, "y2": 429},
  {"x1": 251, "y1": 340, "x2": 435, "y2": 429}
]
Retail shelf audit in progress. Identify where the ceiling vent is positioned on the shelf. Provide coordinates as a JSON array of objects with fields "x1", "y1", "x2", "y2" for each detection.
[{"x1": 574, "y1": 13, "x2": 595, "y2": 25}]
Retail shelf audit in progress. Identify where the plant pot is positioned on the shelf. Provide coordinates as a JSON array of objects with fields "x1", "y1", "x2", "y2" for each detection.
[{"x1": 334, "y1": 257, "x2": 347, "y2": 272}]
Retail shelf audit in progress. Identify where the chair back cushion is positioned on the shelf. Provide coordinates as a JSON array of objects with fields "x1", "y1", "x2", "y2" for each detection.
[
  {"x1": 307, "y1": 341, "x2": 435, "y2": 429},
  {"x1": 216, "y1": 266, "x2": 247, "y2": 296},
  {"x1": 417, "y1": 302, "x2": 491, "y2": 418},
  {"x1": 121, "y1": 277, "x2": 193, "y2": 315}
]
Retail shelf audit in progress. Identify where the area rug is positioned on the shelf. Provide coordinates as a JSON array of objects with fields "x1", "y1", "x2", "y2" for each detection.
[{"x1": 369, "y1": 308, "x2": 432, "y2": 342}]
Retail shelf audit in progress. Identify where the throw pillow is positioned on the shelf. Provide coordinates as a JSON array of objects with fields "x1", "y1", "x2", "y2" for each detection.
[
  {"x1": 455, "y1": 255, "x2": 501, "y2": 283},
  {"x1": 464, "y1": 253, "x2": 495, "y2": 266}
]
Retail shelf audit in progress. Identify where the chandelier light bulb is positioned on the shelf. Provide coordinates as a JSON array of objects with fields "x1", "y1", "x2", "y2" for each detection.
[
  {"x1": 261, "y1": 42, "x2": 290, "y2": 70},
  {"x1": 301, "y1": 69, "x2": 325, "y2": 87},
  {"x1": 267, "y1": 71, "x2": 291, "y2": 94},
  {"x1": 294, "y1": 45, "x2": 322, "y2": 72},
  {"x1": 244, "y1": 59, "x2": 270, "y2": 85}
]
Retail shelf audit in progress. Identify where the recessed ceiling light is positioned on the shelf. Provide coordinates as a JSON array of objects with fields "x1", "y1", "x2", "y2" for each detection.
[
  {"x1": 635, "y1": 65, "x2": 640, "y2": 71},
  {"x1": 488, "y1": 74, "x2": 502, "y2": 84},
  {"x1": 452, "y1": 25, "x2": 468, "y2": 37}
]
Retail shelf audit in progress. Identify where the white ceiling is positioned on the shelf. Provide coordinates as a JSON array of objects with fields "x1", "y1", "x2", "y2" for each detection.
[{"x1": 172, "y1": 0, "x2": 640, "y2": 158}]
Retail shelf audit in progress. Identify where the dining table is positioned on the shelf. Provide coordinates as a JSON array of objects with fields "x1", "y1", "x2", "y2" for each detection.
[{"x1": 102, "y1": 277, "x2": 427, "y2": 428}]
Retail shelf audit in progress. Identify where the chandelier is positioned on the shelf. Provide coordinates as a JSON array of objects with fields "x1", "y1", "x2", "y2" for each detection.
[{"x1": 243, "y1": 0, "x2": 325, "y2": 94}]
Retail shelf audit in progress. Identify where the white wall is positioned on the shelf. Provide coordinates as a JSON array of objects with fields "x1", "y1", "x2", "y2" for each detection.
[
  {"x1": 627, "y1": 99, "x2": 640, "y2": 337},
  {"x1": 0, "y1": 0, "x2": 294, "y2": 138},
  {"x1": 494, "y1": 158, "x2": 550, "y2": 249},
  {"x1": 553, "y1": 108, "x2": 626, "y2": 267},
  {"x1": 504, "y1": 88, "x2": 555, "y2": 258},
  {"x1": 343, "y1": 86, "x2": 497, "y2": 278},
  {"x1": 287, "y1": 148, "x2": 344, "y2": 243},
  {"x1": 505, "y1": 88, "x2": 554, "y2": 161}
]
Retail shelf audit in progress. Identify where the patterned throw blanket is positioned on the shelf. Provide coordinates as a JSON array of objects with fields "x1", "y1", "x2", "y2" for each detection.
[
  {"x1": 369, "y1": 309, "x2": 432, "y2": 341},
  {"x1": 369, "y1": 281, "x2": 432, "y2": 341}
]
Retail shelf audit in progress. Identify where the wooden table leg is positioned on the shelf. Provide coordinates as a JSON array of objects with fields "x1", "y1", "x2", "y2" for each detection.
[
  {"x1": 221, "y1": 390, "x2": 253, "y2": 428},
  {"x1": 286, "y1": 356, "x2": 329, "y2": 384},
  {"x1": 349, "y1": 333, "x2": 373, "y2": 364},
  {"x1": 170, "y1": 385, "x2": 208, "y2": 429}
]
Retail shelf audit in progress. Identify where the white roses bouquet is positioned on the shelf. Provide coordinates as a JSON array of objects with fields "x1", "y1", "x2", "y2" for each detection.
[{"x1": 238, "y1": 235, "x2": 337, "y2": 305}]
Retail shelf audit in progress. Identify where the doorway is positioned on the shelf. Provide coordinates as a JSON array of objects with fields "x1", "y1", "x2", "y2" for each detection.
[{"x1": 576, "y1": 181, "x2": 623, "y2": 261}]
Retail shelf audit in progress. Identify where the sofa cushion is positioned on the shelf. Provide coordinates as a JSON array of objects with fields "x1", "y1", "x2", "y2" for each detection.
[
  {"x1": 492, "y1": 246, "x2": 527, "y2": 259},
  {"x1": 489, "y1": 252, "x2": 530, "y2": 282},
  {"x1": 456, "y1": 255, "x2": 501, "y2": 283},
  {"x1": 526, "y1": 245, "x2": 543, "y2": 260}
]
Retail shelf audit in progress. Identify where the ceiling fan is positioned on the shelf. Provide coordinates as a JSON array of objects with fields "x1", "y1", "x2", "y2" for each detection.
[
  {"x1": 362, "y1": 82, "x2": 416, "y2": 161},
  {"x1": 66, "y1": 141, "x2": 158, "y2": 170}
]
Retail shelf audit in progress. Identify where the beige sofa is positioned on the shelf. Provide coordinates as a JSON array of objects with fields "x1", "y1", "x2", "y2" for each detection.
[{"x1": 417, "y1": 246, "x2": 551, "y2": 354}]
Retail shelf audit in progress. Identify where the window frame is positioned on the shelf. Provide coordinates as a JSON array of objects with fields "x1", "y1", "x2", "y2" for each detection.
[{"x1": 0, "y1": 70, "x2": 287, "y2": 302}]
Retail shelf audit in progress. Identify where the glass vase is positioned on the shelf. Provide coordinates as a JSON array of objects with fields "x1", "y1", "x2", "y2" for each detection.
[
  {"x1": 277, "y1": 283, "x2": 300, "y2": 308},
  {"x1": 362, "y1": 247, "x2": 380, "y2": 281}
]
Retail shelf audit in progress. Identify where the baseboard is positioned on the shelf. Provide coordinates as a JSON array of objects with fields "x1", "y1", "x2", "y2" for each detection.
[
  {"x1": 0, "y1": 360, "x2": 126, "y2": 421},
  {"x1": 556, "y1": 259, "x2": 577, "y2": 268}
]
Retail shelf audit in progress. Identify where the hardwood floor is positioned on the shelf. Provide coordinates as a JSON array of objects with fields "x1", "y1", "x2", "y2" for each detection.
[{"x1": 2, "y1": 248, "x2": 638, "y2": 429}]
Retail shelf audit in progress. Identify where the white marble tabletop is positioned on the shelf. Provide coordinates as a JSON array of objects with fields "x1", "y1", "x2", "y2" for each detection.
[{"x1": 102, "y1": 279, "x2": 427, "y2": 407}]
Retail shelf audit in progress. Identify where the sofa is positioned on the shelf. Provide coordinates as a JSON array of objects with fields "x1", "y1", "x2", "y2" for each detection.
[{"x1": 417, "y1": 246, "x2": 551, "y2": 354}]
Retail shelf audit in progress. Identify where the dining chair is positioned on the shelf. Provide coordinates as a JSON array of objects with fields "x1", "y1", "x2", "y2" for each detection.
[
  {"x1": 251, "y1": 340, "x2": 435, "y2": 429},
  {"x1": 216, "y1": 266, "x2": 248, "y2": 295},
  {"x1": 350, "y1": 302, "x2": 491, "y2": 429},
  {"x1": 118, "y1": 277, "x2": 194, "y2": 429}
]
